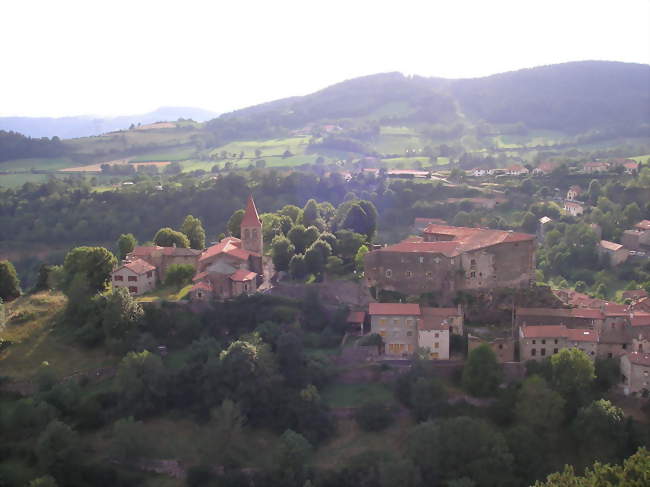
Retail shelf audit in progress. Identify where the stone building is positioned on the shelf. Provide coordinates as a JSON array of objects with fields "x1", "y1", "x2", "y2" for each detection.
[
  {"x1": 367, "y1": 302, "x2": 451, "y2": 359},
  {"x1": 189, "y1": 196, "x2": 264, "y2": 300},
  {"x1": 598, "y1": 240, "x2": 628, "y2": 266},
  {"x1": 621, "y1": 352, "x2": 650, "y2": 396},
  {"x1": 111, "y1": 258, "x2": 157, "y2": 295},
  {"x1": 127, "y1": 245, "x2": 201, "y2": 281},
  {"x1": 515, "y1": 307, "x2": 604, "y2": 330},
  {"x1": 519, "y1": 325, "x2": 598, "y2": 361},
  {"x1": 468, "y1": 335, "x2": 516, "y2": 362},
  {"x1": 364, "y1": 224, "x2": 535, "y2": 298}
]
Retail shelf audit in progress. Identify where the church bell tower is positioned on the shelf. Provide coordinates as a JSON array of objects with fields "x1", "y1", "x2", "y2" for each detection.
[{"x1": 240, "y1": 195, "x2": 263, "y2": 254}]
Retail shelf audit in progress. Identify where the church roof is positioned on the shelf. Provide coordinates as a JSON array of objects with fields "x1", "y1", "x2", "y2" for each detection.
[
  {"x1": 199, "y1": 237, "x2": 256, "y2": 263},
  {"x1": 241, "y1": 195, "x2": 262, "y2": 227}
]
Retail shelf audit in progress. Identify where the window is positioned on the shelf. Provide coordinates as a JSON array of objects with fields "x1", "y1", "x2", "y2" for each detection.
[
  {"x1": 252, "y1": 229, "x2": 258, "y2": 239},
  {"x1": 244, "y1": 229, "x2": 250, "y2": 240},
  {"x1": 532, "y1": 339, "x2": 536, "y2": 345},
  {"x1": 385, "y1": 269, "x2": 392, "y2": 278},
  {"x1": 392, "y1": 319, "x2": 399, "y2": 326},
  {"x1": 531, "y1": 349, "x2": 536, "y2": 356},
  {"x1": 608, "y1": 353, "x2": 613, "y2": 358},
  {"x1": 470, "y1": 271, "x2": 476, "y2": 278},
  {"x1": 406, "y1": 271, "x2": 413, "y2": 278},
  {"x1": 434, "y1": 333, "x2": 439, "y2": 338},
  {"x1": 379, "y1": 330, "x2": 386, "y2": 337},
  {"x1": 407, "y1": 331, "x2": 413, "y2": 337},
  {"x1": 128, "y1": 276, "x2": 137, "y2": 282},
  {"x1": 146, "y1": 271, "x2": 152, "y2": 278},
  {"x1": 554, "y1": 339, "x2": 558, "y2": 344},
  {"x1": 470, "y1": 259, "x2": 476, "y2": 269},
  {"x1": 498, "y1": 344, "x2": 503, "y2": 349},
  {"x1": 541, "y1": 348, "x2": 546, "y2": 356},
  {"x1": 406, "y1": 319, "x2": 413, "y2": 327},
  {"x1": 419, "y1": 257, "x2": 424, "y2": 264},
  {"x1": 426, "y1": 271, "x2": 433, "y2": 279},
  {"x1": 450, "y1": 258, "x2": 454, "y2": 264},
  {"x1": 379, "y1": 318, "x2": 387, "y2": 326},
  {"x1": 128, "y1": 286, "x2": 138, "y2": 293},
  {"x1": 542, "y1": 339, "x2": 546, "y2": 344},
  {"x1": 114, "y1": 275, "x2": 124, "y2": 281},
  {"x1": 554, "y1": 348, "x2": 559, "y2": 354},
  {"x1": 434, "y1": 342, "x2": 439, "y2": 349},
  {"x1": 644, "y1": 371, "x2": 649, "y2": 377},
  {"x1": 623, "y1": 344, "x2": 627, "y2": 349}
]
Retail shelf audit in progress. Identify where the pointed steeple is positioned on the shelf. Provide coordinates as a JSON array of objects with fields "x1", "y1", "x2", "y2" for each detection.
[{"x1": 241, "y1": 195, "x2": 261, "y2": 227}]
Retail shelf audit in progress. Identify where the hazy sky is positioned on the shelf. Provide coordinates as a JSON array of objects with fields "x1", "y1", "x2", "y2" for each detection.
[{"x1": 1, "y1": 0, "x2": 649, "y2": 118}]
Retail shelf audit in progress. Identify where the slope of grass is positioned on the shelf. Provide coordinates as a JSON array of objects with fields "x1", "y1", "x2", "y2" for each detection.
[{"x1": 320, "y1": 382, "x2": 395, "y2": 408}]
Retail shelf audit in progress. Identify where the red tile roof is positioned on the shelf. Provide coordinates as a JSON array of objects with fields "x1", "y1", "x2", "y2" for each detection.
[
  {"x1": 229, "y1": 269, "x2": 257, "y2": 282},
  {"x1": 118, "y1": 258, "x2": 156, "y2": 275},
  {"x1": 368, "y1": 302, "x2": 421, "y2": 316},
  {"x1": 603, "y1": 302, "x2": 629, "y2": 316},
  {"x1": 190, "y1": 281, "x2": 213, "y2": 292},
  {"x1": 634, "y1": 220, "x2": 650, "y2": 231},
  {"x1": 626, "y1": 352, "x2": 650, "y2": 366},
  {"x1": 566, "y1": 328, "x2": 598, "y2": 343},
  {"x1": 521, "y1": 325, "x2": 567, "y2": 338},
  {"x1": 377, "y1": 240, "x2": 461, "y2": 257},
  {"x1": 241, "y1": 195, "x2": 262, "y2": 227},
  {"x1": 192, "y1": 271, "x2": 209, "y2": 282},
  {"x1": 421, "y1": 224, "x2": 534, "y2": 254},
  {"x1": 631, "y1": 313, "x2": 650, "y2": 327},
  {"x1": 600, "y1": 240, "x2": 623, "y2": 252},
  {"x1": 517, "y1": 307, "x2": 603, "y2": 319},
  {"x1": 420, "y1": 307, "x2": 454, "y2": 331},
  {"x1": 347, "y1": 311, "x2": 366, "y2": 324},
  {"x1": 199, "y1": 237, "x2": 256, "y2": 263}
]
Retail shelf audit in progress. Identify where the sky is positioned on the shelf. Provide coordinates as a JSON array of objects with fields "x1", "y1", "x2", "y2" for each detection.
[{"x1": 1, "y1": 0, "x2": 649, "y2": 118}]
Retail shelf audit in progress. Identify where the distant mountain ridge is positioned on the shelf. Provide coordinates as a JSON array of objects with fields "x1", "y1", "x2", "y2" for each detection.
[{"x1": 0, "y1": 106, "x2": 219, "y2": 139}]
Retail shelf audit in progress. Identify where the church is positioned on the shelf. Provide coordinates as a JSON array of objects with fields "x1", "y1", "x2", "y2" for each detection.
[{"x1": 189, "y1": 195, "x2": 264, "y2": 300}]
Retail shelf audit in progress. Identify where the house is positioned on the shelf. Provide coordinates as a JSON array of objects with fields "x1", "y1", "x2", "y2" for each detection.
[
  {"x1": 566, "y1": 185, "x2": 582, "y2": 201},
  {"x1": 564, "y1": 200, "x2": 584, "y2": 217},
  {"x1": 127, "y1": 245, "x2": 201, "y2": 281},
  {"x1": 507, "y1": 165, "x2": 529, "y2": 176},
  {"x1": 515, "y1": 307, "x2": 604, "y2": 330},
  {"x1": 347, "y1": 310, "x2": 366, "y2": 335},
  {"x1": 583, "y1": 161, "x2": 609, "y2": 173},
  {"x1": 418, "y1": 306, "x2": 464, "y2": 335},
  {"x1": 190, "y1": 196, "x2": 264, "y2": 300},
  {"x1": 367, "y1": 302, "x2": 451, "y2": 359},
  {"x1": 537, "y1": 216, "x2": 553, "y2": 243},
  {"x1": 533, "y1": 161, "x2": 558, "y2": 175},
  {"x1": 598, "y1": 240, "x2": 628, "y2": 266},
  {"x1": 369, "y1": 302, "x2": 420, "y2": 357},
  {"x1": 625, "y1": 220, "x2": 650, "y2": 250},
  {"x1": 620, "y1": 352, "x2": 650, "y2": 396},
  {"x1": 623, "y1": 161, "x2": 640, "y2": 174},
  {"x1": 111, "y1": 258, "x2": 157, "y2": 295},
  {"x1": 364, "y1": 224, "x2": 535, "y2": 298},
  {"x1": 468, "y1": 335, "x2": 516, "y2": 362},
  {"x1": 519, "y1": 325, "x2": 598, "y2": 361},
  {"x1": 469, "y1": 168, "x2": 494, "y2": 177},
  {"x1": 412, "y1": 217, "x2": 447, "y2": 234}
]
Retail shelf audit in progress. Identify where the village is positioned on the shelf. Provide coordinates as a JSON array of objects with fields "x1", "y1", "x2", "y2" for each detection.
[{"x1": 107, "y1": 186, "x2": 650, "y2": 399}]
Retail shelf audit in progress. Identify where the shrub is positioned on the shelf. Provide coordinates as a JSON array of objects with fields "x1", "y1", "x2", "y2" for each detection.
[{"x1": 354, "y1": 401, "x2": 395, "y2": 431}]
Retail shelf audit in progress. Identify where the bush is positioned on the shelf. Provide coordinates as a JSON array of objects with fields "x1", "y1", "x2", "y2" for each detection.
[
  {"x1": 354, "y1": 401, "x2": 395, "y2": 432},
  {"x1": 165, "y1": 264, "x2": 195, "y2": 287}
]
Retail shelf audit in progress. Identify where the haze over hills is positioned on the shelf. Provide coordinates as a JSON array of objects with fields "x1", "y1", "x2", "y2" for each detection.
[{"x1": 0, "y1": 106, "x2": 219, "y2": 139}]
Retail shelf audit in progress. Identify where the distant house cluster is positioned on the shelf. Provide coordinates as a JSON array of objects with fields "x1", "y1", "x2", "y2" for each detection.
[{"x1": 111, "y1": 196, "x2": 265, "y2": 299}]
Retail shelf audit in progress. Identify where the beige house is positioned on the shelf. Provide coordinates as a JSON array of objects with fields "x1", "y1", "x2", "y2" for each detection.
[
  {"x1": 112, "y1": 258, "x2": 157, "y2": 295},
  {"x1": 621, "y1": 352, "x2": 650, "y2": 396},
  {"x1": 419, "y1": 307, "x2": 451, "y2": 360},
  {"x1": 564, "y1": 200, "x2": 584, "y2": 217},
  {"x1": 368, "y1": 302, "x2": 452, "y2": 359},
  {"x1": 598, "y1": 240, "x2": 628, "y2": 266},
  {"x1": 566, "y1": 185, "x2": 582, "y2": 201},
  {"x1": 583, "y1": 161, "x2": 609, "y2": 173},
  {"x1": 519, "y1": 325, "x2": 598, "y2": 361}
]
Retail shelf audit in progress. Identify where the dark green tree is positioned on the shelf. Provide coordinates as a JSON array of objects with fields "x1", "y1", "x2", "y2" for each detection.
[
  {"x1": 61, "y1": 247, "x2": 116, "y2": 296},
  {"x1": 165, "y1": 263, "x2": 196, "y2": 287},
  {"x1": 153, "y1": 227, "x2": 190, "y2": 248},
  {"x1": 462, "y1": 344, "x2": 502, "y2": 397},
  {"x1": 550, "y1": 348, "x2": 595, "y2": 405},
  {"x1": 116, "y1": 233, "x2": 137, "y2": 260},
  {"x1": 289, "y1": 254, "x2": 308, "y2": 279},
  {"x1": 0, "y1": 260, "x2": 21, "y2": 301},
  {"x1": 271, "y1": 235, "x2": 295, "y2": 272},
  {"x1": 35, "y1": 420, "x2": 82, "y2": 475},
  {"x1": 227, "y1": 209, "x2": 245, "y2": 238},
  {"x1": 115, "y1": 350, "x2": 167, "y2": 416},
  {"x1": 573, "y1": 399, "x2": 627, "y2": 466},
  {"x1": 181, "y1": 215, "x2": 206, "y2": 249}
]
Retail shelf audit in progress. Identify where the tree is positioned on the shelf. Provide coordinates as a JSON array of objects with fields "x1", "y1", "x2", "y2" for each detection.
[
  {"x1": 109, "y1": 417, "x2": 151, "y2": 462},
  {"x1": 180, "y1": 215, "x2": 206, "y2": 250},
  {"x1": 116, "y1": 233, "x2": 137, "y2": 260},
  {"x1": 533, "y1": 447, "x2": 650, "y2": 487},
  {"x1": 354, "y1": 245, "x2": 369, "y2": 272},
  {"x1": 453, "y1": 211, "x2": 473, "y2": 227},
  {"x1": 411, "y1": 376, "x2": 448, "y2": 421},
  {"x1": 334, "y1": 229, "x2": 366, "y2": 263},
  {"x1": 573, "y1": 399, "x2": 627, "y2": 466},
  {"x1": 301, "y1": 199, "x2": 321, "y2": 227},
  {"x1": 407, "y1": 417, "x2": 514, "y2": 486},
  {"x1": 623, "y1": 203, "x2": 641, "y2": 226},
  {"x1": 354, "y1": 400, "x2": 394, "y2": 431},
  {"x1": 515, "y1": 375, "x2": 565, "y2": 438},
  {"x1": 305, "y1": 240, "x2": 332, "y2": 276},
  {"x1": 0, "y1": 260, "x2": 21, "y2": 301},
  {"x1": 288, "y1": 225, "x2": 309, "y2": 254},
  {"x1": 153, "y1": 227, "x2": 190, "y2": 248},
  {"x1": 326, "y1": 255, "x2": 345, "y2": 275},
  {"x1": 35, "y1": 420, "x2": 82, "y2": 473},
  {"x1": 462, "y1": 344, "x2": 502, "y2": 397},
  {"x1": 32, "y1": 264, "x2": 54, "y2": 292},
  {"x1": 279, "y1": 204, "x2": 302, "y2": 223},
  {"x1": 289, "y1": 254, "x2": 308, "y2": 279},
  {"x1": 271, "y1": 235, "x2": 295, "y2": 272},
  {"x1": 522, "y1": 211, "x2": 538, "y2": 233},
  {"x1": 165, "y1": 263, "x2": 196, "y2": 287},
  {"x1": 276, "y1": 429, "x2": 312, "y2": 478},
  {"x1": 202, "y1": 399, "x2": 247, "y2": 467},
  {"x1": 61, "y1": 247, "x2": 116, "y2": 296},
  {"x1": 102, "y1": 287, "x2": 144, "y2": 351},
  {"x1": 115, "y1": 350, "x2": 167, "y2": 416},
  {"x1": 550, "y1": 348, "x2": 595, "y2": 405},
  {"x1": 227, "y1": 209, "x2": 245, "y2": 238}
]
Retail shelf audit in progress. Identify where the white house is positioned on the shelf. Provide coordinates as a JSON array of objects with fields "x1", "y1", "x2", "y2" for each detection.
[{"x1": 112, "y1": 258, "x2": 157, "y2": 295}]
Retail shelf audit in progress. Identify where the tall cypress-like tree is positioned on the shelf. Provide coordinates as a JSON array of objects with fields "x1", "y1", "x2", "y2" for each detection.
[
  {"x1": 0, "y1": 260, "x2": 21, "y2": 301},
  {"x1": 181, "y1": 215, "x2": 206, "y2": 250}
]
